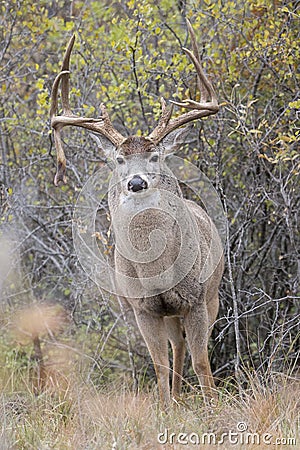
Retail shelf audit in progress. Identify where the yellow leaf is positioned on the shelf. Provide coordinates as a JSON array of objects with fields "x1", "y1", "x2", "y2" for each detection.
[
  {"x1": 36, "y1": 79, "x2": 44, "y2": 90},
  {"x1": 65, "y1": 21, "x2": 74, "y2": 32}
]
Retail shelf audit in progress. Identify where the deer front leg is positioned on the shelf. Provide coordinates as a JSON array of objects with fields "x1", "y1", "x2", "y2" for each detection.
[
  {"x1": 184, "y1": 303, "x2": 216, "y2": 401},
  {"x1": 164, "y1": 316, "x2": 185, "y2": 400},
  {"x1": 134, "y1": 310, "x2": 170, "y2": 407}
]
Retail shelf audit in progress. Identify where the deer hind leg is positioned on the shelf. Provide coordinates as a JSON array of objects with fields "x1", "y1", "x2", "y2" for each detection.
[
  {"x1": 164, "y1": 316, "x2": 186, "y2": 400},
  {"x1": 134, "y1": 310, "x2": 170, "y2": 407},
  {"x1": 207, "y1": 295, "x2": 219, "y2": 332},
  {"x1": 184, "y1": 303, "x2": 216, "y2": 400}
]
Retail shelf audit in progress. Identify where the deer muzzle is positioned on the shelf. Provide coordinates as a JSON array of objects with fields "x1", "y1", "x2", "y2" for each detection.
[{"x1": 128, "y1": 175, "x2": 148, "y2": 193}]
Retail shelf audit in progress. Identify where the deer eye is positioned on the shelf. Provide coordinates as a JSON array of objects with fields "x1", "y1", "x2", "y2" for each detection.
[
  {"x1": 116, "y1": 155, "x2": 125, "y2": 164},
  {"x1": 150, "y1": 153, "x2": 159, "y2": 163}
]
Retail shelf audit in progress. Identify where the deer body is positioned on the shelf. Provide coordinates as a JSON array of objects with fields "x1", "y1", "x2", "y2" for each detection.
[
  {"x1": 107, "y1": 136, "x2": 224, "y2": 406},
  {"x1": 50, "y1": 21, "x2": 224, "y2": 406}
]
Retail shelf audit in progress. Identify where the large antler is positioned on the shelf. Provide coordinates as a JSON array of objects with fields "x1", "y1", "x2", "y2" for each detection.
[
  {"x1": 51, "y1": 21, "x2": 218, "y2": 184},
  {"x1": 148, "y1": 20, "x2": 219, "y2": 144},
  {"x1": 50, "y1": 35, "x2": 125, "y2": 185}
]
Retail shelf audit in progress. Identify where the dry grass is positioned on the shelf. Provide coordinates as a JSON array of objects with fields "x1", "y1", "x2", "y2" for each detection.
[
  {"x1": 0, "y1": 304, "x2": 299, "y2": 449},
  {"x1": 1, "y1": 369, "x2": 299, "y2": 449}
]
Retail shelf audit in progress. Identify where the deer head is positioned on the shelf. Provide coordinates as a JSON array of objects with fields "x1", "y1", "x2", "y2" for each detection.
[{"x1": 50, "y1": 20, "x2": 219, "y2": 188}]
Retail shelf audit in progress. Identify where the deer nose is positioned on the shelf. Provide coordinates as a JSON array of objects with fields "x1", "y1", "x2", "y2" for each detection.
[{"x1": 128, "y1": 175, "x2": 148, "y2": 192}]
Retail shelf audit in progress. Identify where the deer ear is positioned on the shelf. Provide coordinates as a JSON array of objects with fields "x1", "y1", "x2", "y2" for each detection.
[
  {"x1": 160, "y1": 125, "x2": 193, "y2": 154},
  {"x1": 91, "y1": 133, "x2": 117, "y2": 160}
]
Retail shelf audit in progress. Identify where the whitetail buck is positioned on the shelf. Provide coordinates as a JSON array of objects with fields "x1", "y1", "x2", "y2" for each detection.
[{"x1": 50, "y1": 21, "x2": 224, "y2": 407}]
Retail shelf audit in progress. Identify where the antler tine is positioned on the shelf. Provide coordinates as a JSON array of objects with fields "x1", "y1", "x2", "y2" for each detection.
[
  {"x1": 148, "y1": 19, "x2": 219, "y2": 144},
  {"x1": 50, "y1": 70, "x2": 69, "y2": 122},
  {"x1": 60, "y1": 34, "x2": 75, "y2": 116},
  {"x1": 148, "y1": 98, "x2": 174, "y2": 142},
  {"x1": 172, "y1": 46, "x2": 218, "y2": 108},
  {"x1": 50, "y1": 34, "x2": 75, "y2": 123},
  {"x1": 185, "y1": 19, "x2": 208, "y2": 104},
  {"x1": 50, "y1": 34, "x2": 126, "y2": 185}
]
